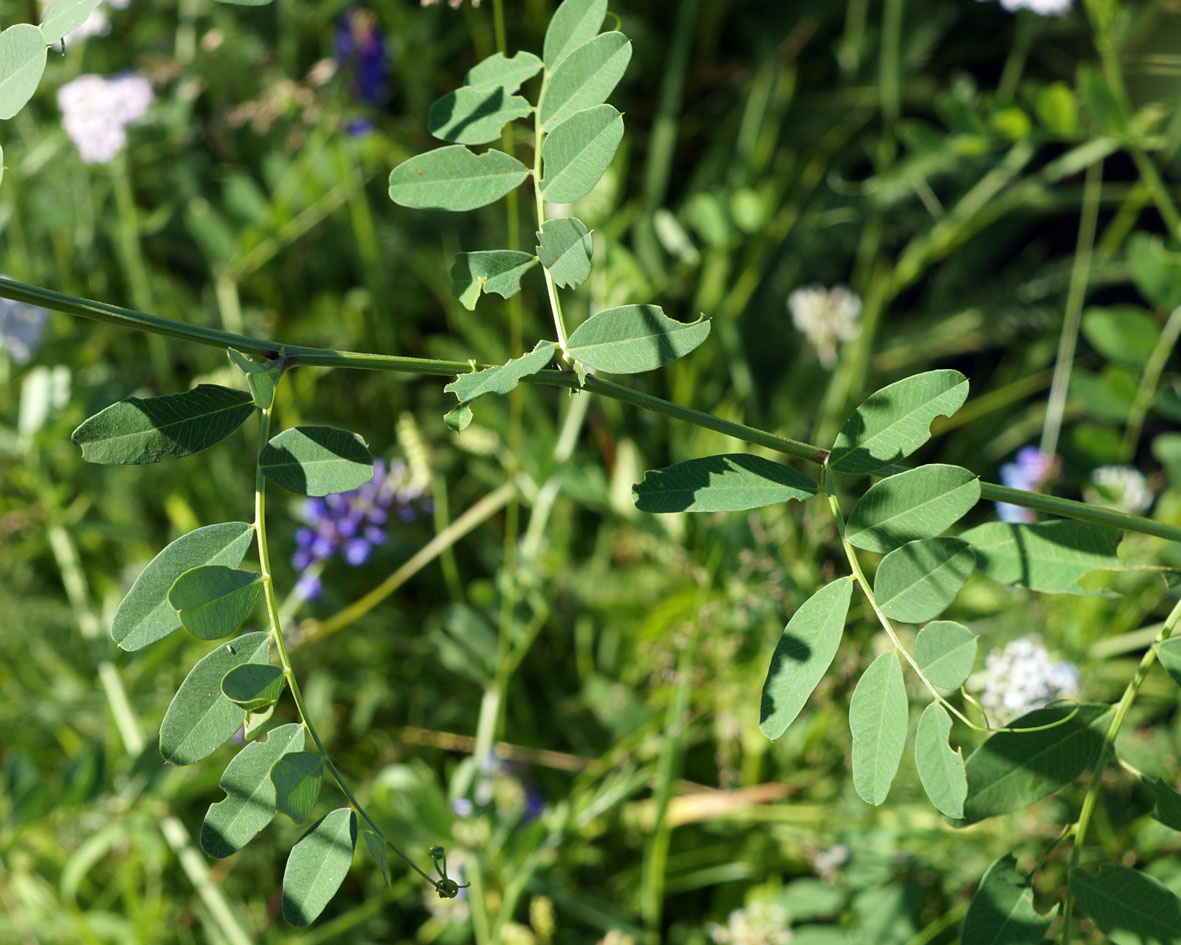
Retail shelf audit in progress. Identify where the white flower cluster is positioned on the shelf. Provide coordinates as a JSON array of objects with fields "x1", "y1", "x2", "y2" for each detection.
[
  {"x1": 0, "y1": 295, "x2": 50, "y2": 364},
  {"x1": 787, "y1": 284, "x2": 861, "y2": 368},
  {"x1": 39, "y1": 0, "x2": 130, "y2": 44},
  {"x1": 708, "y1": 901, "x2": 793, "y2": 945},
  {"x1": 58, "y1": 73, "x2": 154, "y2": 164},
  {"x1": 976, "y1": 637, "x2": 1080, "y2": 724},
  {"x1": 981, "y1": 0, "x2": 1072, "y2": 14},
  {"x1": 1085, "y1": 465, "x2": 1153, "y2": 516}
]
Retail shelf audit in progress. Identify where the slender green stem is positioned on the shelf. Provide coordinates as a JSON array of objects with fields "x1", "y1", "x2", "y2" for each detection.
[
  {"x1": 532, "y1": 75, "x2": 569, "y2": 353},
  {"x1": 1121, "y1": 303, "x2": 1181, "y2": 461}
]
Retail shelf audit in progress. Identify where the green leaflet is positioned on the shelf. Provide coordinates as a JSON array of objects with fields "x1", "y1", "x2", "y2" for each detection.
[
  {"x1": 71, "y1": 384, "x2": 255, "y2": 465},
  {"x1": 363, "y1": 831, "x2": 392, "y2": 887},
  {"x1": 845, "y1": 464, "x2": 980, "y2": 553},
  {"x1": 388, "y1": 146, "x2": 529, "y2": 212},
  {"x1": 540, "y1": 104, "x2": 624, "y2": 203},
  {"x1": 956, "y1": 703, "x2": 1110, "y2": 825},
  {"x1": 961, "y1": 855, "x2": 1057, "y2": 945},
  {"x1": 960, "y1": 520, "x2": 1122, "y2": 595},
  {"x1": 539, "y1": 32, "x2": 632, "y2": 132},
  {"x1": 1155, "y1": 638, "x2": 1181, "y2": 690},
  {"x1": 634, "y1": 453, "x2": 818, "y2": 514},
  {"x1": 201, "y1": 723, "x2": 305, "y2": 859},
  {"x1": 914, "y1": 620, "x2": 977, "y2": 690},
  {"x1": 465, "y1": 50, "x2": 543, "y2": 93},
  {"x1": 112, "y1": 522, "x2": 255, "y2": 651},
  {"x1": 0, "y1": 25, "x2": 47, "y2": 120},
  {"x1": 428, "y1": 86, "x2": 533, "y2": 145},
  {"x1": 1151, "y1": 778, "x2": 1181, "y2": 831},
  {"x1": 543, "y1": 0, "x2": 607, "y2": 68},
  {"x1": 159, "y1": 632, "x2": 270, "y2": 766},
  {"x1": 828, "y1": 370, "x2": 969, "y2": 474},
  {"x1": 227, "y1": 348, "x2": 280, "y2": 409},
  {"x1": 243, "y1": 703, "x2": 275, "y2": 740},
  {"x1": 874, "y1": 538, "x2": 975, "y2": 624},
  {"x1": 537, "y1": 217, "x2": 593, "y2": 288},
  {"x1": 760, "y1": 578, "x2": 854, "y2": 739},
  {"x1": 849, "y1": 650, "x2": 908, "y2": 806},
  {"x1": 1128, "y1": 232, "x2": 1181, "y2": 311},
  {"x1": 450, "y1": 250, "x2": 537, "y2": 310},
  {"x1": 444, "y1": 404, "x2": 474, "y2": 433},
  {"x1": 168, "y1": 565, "x2": 261, "y2": 641},
  {"x1": 914, "y1": 703, "x2": 966, "y2": 818},
  {"x1": 566, "y1": 304, "x2": 711, "y2": 375},
  {"x1": 220, "y1": 662, "x2": 285, "y2": 711},
  {"x1": 1069, "y1": 864, "x2": 1181, "y2": 944},
  {"x1": 40, "y1": 0, "x2": 103, "y2": 44},
  {"x1": 271, "y1": 751, "x2": 324, "y2": 823},
  {"x1": 1082, "y1": 306, "x2": 1159, "y2": 367},
  {"x1": 445, "y1": 341, "x2": 558, "y2": 407},
  {"x1": 260, "y1": 426, "x2": 374, "y2": 496},
  {"x1": 282, "y1": 808, "x2": 358, "y2": 927}
]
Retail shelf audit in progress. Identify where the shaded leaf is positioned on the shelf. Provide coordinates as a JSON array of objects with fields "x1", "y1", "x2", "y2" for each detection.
[
  {"x1": 1151, "y1": 777, "x2": 1181, "y2": 831},
  {"x1": 543, "y1": 0, "x2": 607, "y2": 68},
  {"x1": 40, "y1": 0, "x2": 103, "y2": 44},
  {"x1": 428, "y1": 86, "x2": 532, "y2": 145},
  {"x1": 0, "y1": 25, "x2": 47, "y2": 120},
  {"x1": 363, "y1": 831, "x2": 392, "y2": 887},
  {"x1": 260, "y1": 426, "x2": 374, "y2": 496},
  {"x1": 845, "y1": 464, "x2": 980, "y2": 553},
  {"x1": 634, "y1": 453, "x2": 817, "y2": 514},
  {"x1": 1128, "y1": 232, "x2": 1181, "y2": 311},
  {"x1": 1070, "y1": 864, "x2": 1181, "y2": 945},
  {"x1": 243, "y1": 703, "x2": 275, "y2": 741},
  {"x1": 450, "y1": 250, "x2": 537, "y2": 310},
  {"x1": 388, "y1": 146, "x2": 528, "y2": 211},
  {"x1": 914, "y1": 620, "x2": 977, "y2": 690},
  {"x1": 540, "y1": 104, "x2": 624, "y2": 203},
  {"x1": 1154, "y1": 638, "x2": 1181, "y2": 690},
  {"x1": 168, "y1": 565, "x2": 261, "y2": 641},
  {"x1": 566, "y1": 304, "x2": 711, "y2": 375},
  {"x1": 465, "y1": 50, "x2": 543, "y2": 93},
  {"x1": 227, "y1": 349, "x2": 280, "y2": 409},
  {"x1": 874, "y1": 538, "x2": 975, "y2": 623},
  {"x1": 444, "y1": 404, "x2": 473, "y2": 433},
  {"x1": 71, "y1": 384, "x2": 255, "y2": 465},
  {"x1": 272, "y1": 751, "x2": 324, "y2": 823},
  {"x1": 956, "y1": 703, "x2": 1110, "y2": 824},
  {"x1": 829, "y1": 370, "x2": 969, "y2": 474},
  {"x1": 221, "y1": 662, "x2": 285, "y2": 711},
  {"x1": 282, "y1": 808, "x2": 358, "y2": 927},
  {"x1": 112, "y1": 522, "x2": 254, "y2": 651},
  {"x1": 537, "y1": 217, "x2": 593, "y2": 288},
  {"x1": 961, "y1": 855, "x2": 1057, "y2": 945},
  {"x1": 961, "y1": 520, "x2": 1122, "y2": 595},
  {"x1": 539, "y1": 32, "x2": 632, "y2": 131},
  {"x1": 914, "y1": 703, "x2": 966, "y2": 818},
  {"x1": 159, "y1": 632, "x2": 269, "y2": 765},
  {"x1": 850, "y1": 650, "x2": 908, "y2": 806},
  {"x1": 445, "y1": 341, "x2": 557, "y2": 407},
  {"x1": 760, "y1": 578, "x2": 854, "y2": 739},
  {"x1": 1082, "y1": 306, "x2": 1160, "y2": 367},
  {"x1": 201, "y1": 723, "x2": 305, "y2": 859}
]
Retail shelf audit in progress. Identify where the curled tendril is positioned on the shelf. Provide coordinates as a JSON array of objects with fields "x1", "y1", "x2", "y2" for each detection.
[{"x1": 429, "y1": 844, "x2": 470, "y2": 899}]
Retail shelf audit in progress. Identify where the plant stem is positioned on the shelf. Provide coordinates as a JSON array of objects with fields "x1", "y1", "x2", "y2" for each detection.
[
  {"x1": 1121, "y1": 303, "x2": 1181, "y2": 461},
  {"x1": 532, "y1": 73, "x2": 570, "y2": 353}
]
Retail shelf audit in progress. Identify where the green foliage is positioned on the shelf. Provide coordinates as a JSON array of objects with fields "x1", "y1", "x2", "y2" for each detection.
[
  {"x1": 539, "y1": 32, "x2": 632, "y2": 132},
  {"x1": 536, "y1": 216, "x2": 594, "y2": 288},
  {"x1": 220, "y1": 662, "x2": 284, "y2": 711},
  {"x1": 227, "y1": 349, "x2": 280, "y2": 409},
  {"x1": 271, "y1": 751, "x2": 324, "y2": 823},
  {"x1": 465, "y1": 51, "x2": 543, "y2": 93},
  {"x1": 1154, "y1": 637, "x2": 1181, "y2": 689},
  {"x1": 543, "y1": 0, "x2": 607, "y2": 68},
  {"x1": 1069, "y1": 865, "x2": 1181, "y2": 944},
  {"x1": 540, "y1": 104, "x2": 625, "y2": 203},
  {"x1": 168, "y1": 565, "x2": 262, "y2": 640},
  {"x1": 0, "y1": 25, "x2": 47, "y2": 120},
  {"x1": 1082, "y1": 306, "x2": 1160, "y2": 367},
  {"x1": 1151, "y1": 778, "x2": 1181, "y2": 831},
  {"x1": 634, "y1": 454, "x2": 817, "y2": 513},
  {"x1": 961, "y1": 855, "x2": 1057, "y2": 945},
  {"x1": 961, "y1": 520, "x2": 1122, "y2": 594},
  {"x1": 565, "y1": 304, "x2": 711, "y2": 374},
  {"x1": 259, "y1": 426, "x2": 374, "y2": 496},
  {"x1": 39, "y1": 0, "x2": 103, "y2": 45},
  {"x1": 444, "y1": 340, "x2": 558, "y2": 409},
  {"x1": 849, "y1": 650, "x2": 908, "y2": 806},
  {"x1": 914, "y1": 620, "x2": 977, "y2": 690},
  {"x1": 428, "y1": 86, "x2": 533, "y2": 146},
  {"x1": 281, "y1": 809, "x2": 358, "y2": 927},
  {"x1": 914, "y1": 703, "x2": 966, "y2": 818},
  {"x1": 845, "y1": 464, "x2": 980, "y2": 553},
  {"x1": 450, "y1": 250, "x2": 538, "y2": 310},
  {"x1": 873, "y1": 537, "x2": 975, "y2": 624},
  {"x1": 388, "y1": 146, "x2": 529, "y2": 211}
]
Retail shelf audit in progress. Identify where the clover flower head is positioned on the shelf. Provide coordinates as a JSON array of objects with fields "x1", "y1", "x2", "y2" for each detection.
[
  {"x1": 995, "y1": 446, "x2": 1058, "y2": 523},
  {"x1": 334, "y1": 8, "x2": 389, "y2": 107},
  {"x1": 996, "y1": 0, "x2": 1072, "y2": 14},
  {"x1": 0, "y1": 294, "x2": 50, "y2": 364},
  {"x1": 58, "y1": 72, "x2": 153, "y2": 164},
  {"x1": 976, "y1": 636, "x2": 1080, "y2": 724},
  {"x1": 1085, "y1": 465, "x2": 1153, "y2": 516},
  {"x1": 708, "y1": 901, "x2": 793, "y2": 945},
  {"x1": 787, "y1": 284, "x2": 861, "y2": 368}
]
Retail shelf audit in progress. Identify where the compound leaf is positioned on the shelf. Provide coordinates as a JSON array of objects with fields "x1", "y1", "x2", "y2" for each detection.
[
  {"x1": 914, "y1": 702, "x2": 967, "y2": 818},
  {"x1": 112, "y1": 522, "x2": 254, "y2": 651},
  {"x1": 72, "y1": 384, "x2": 255, "y2": 465},
  {"x1": 539, "y1": 32, "x2": 632, "y2": 132},
  {"x1": 1069, "y1": 864, "x2": 1181, "y2": 945},
  {"x1": 282, "y1": 808, "x2": 357, "y2": 927},
  {"x1": 961, "y1": 520, "x2": 1122, "y2": 595},
  {"x1": 450, "y1": 250, "x2": 537, "y2": 310},
  {"x1": 566, "y1": 304, "x2": 710, "y2": 375},
  {"x1": 543, "y1": 0, "x2": 607, "y2": 68},
  {"x1": 168, "y1": 565, "x2": 261, "y2": 641},
  {"x1": 846, "y1": 464, "x2": 980, "y2": 553},
  {"x1": 0, "y1": 25, "x2": 47, "y2": 120},
  {"x1": 159, "y1": 632, "x2": 269, "y2": 766},
  {"x1": 540, "y1": 104, "x2": 624, "y2": 203},
  {"x1": 389, "y1": 146, "x2": 528, "y2": 211},
  {"x1": 829, "y1": 370, "x2": 969, "y2": 474},
  {"x1": 428, "y1": 86, "x2": 532, "y2": 145},
  {"x1": 201, "y1": 723, "x2": 305, "y2": 859},
  {"x1": 962, "y1": 855, "x2": 1057, "y2": 945},
  {"x1": 874, "y1": 538, "x2": 975, "y2": 623},
  {"x1": 634, "y1": 453, "x2": 817, "y2": 513},
  {"x1": 465, "y1": 50, "x2": 543, "y2": 93},
  {"x1": 271, "y1": 751, "x2": 324, "y2": 824},
  {"x1": 40, "y1": 0, "x2": 103, "y2": 44},
  {"x1": 914, "y1": 620, "x2": 977, "y2": 690},
  {"x1": 760, "y1": 577, "x2": 854, "y2": 739},
  {"x1": 850, "y1": 650, "x2": 908, "y2": 806},
  {"x1": 260, "y1": 426, "x2": 373, "y2": 496},
  {"x1": 445, "y1": 340, "x2": 557, "y2": 407},
  {"x1": 221, "y1": 662, "x2": 285, "y2": 711},
  {"x1": 537, "y1": 216, "x2": 593, "y2": 288}
]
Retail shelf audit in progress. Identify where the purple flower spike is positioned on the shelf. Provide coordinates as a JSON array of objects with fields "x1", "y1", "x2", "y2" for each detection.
[{"x1": 295, "y1": 572, "x2": 323, "y2": 601}]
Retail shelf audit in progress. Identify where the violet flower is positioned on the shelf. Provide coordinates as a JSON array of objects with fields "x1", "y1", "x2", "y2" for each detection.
[{"x1": 995, "y1": 446, "x2": 1057, "y2": 523}]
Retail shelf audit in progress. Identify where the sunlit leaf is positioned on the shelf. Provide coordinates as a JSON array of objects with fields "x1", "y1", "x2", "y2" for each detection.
[
  {"x1": 71, "y1": 384, "x2": 255, "y2": 465},
  {"x1": 828, "y1": 370, "x2": 969, "y2": 474},
  {"x1": 845, "y1": 464, "x2": 980, "y2": 553},
  {"x1": 914, "y1": 703, "x2": 966, "y2": 818},
  {"x1": 760, "y1": 577, "x2": 854, "y2": 739},
  {"x1": 850, "y1": 650, "x2": 908, "y2": 806},
  {"x1": 271, "y1": 751, "x2": 324, "y2": 823},
  {"x1": 363, "y1": 831, "x2": 392, "y2": 887},
  {"x1": 539, "y1": 32, "x2": 632, "y2": 132},
  {"x1": 260, "y1": 426, "x2": 374, "y2": 496},
  {"x1": 168, "y1": 565, "x2": 261, "y2": 641},
  {"x1": 221, "y1": 662, "x2": 285, "y2": 711},
  {"x1": 227, "y1": 348, "x2": 280, "y2": 409},
  {"x1": 914, "y1": 620, "x2": 977, "y2": 690},
  {"x1": 566, "y1": 304, "x2": 711, "y2": 375},
  {"x1": 112, "y1": 522, "x2": 254, "y2": 651},
  {"x1": 428, "y1": 86, "x2": 533, "y2": 145},
  {"x1": 874, "y1": 538, "x2": 975, "y2": 623},
  {"x1": 540, "y1": 104, "x2": 624, "y2": 203},
  {"x1": 0, "y1": 25, "x2": 47, "y2": 120},
  {"x1": 634, "y1": 454, "x2": 817, "y2": 513},
  {"x1": 961, "y1": 855, "x2": 1057, "y2": 945},
  {"x1": 40, "y1": 0, "x2": 102, "y2": 44},
  {"x1": 961, "y1": 520, "x2": 1122, "y2": 595},
  {"x1": 451, "y1": 250, "x2": 537, "y2": 310},
  {"x1": 282, "y1": 808, "x2": 357, "y2": 927},
  {"x1": 159, "y1": 632, "x2": 269, "y2": 766},
  {"x1": 201, "y1": 723, "x2": 305, "y2": 859},
  {"x1": 444, "y1": 404, "x2": 473, "y2": 433},
  {"x1": 445, "y1": 340, "x2": 558, "y2": 407},
  {"x1": 1154, "y1": 638, "x2": 1181, "y2": 690},
  {"x1": 537, "y1": 216, "x2": 593, "y2": 288},
  {"x1": 465, "y1": 50, "x2": 543, "y2": 93},
  {"x1": 956, "y1": 703, "x2": 1110, "y2": 825},
  {"x1": 388, "y1": 146, "x2": 528, "y2": 211},
  {"x1": 543, "y1": 0, "x2": 606, "y2": 68},
  {"x1": 1151, "y1": 778, "x2": 1181, "y2": 831},
  {"x1": 1070, "y1": 864, "x2": 1181, "y2": 944}
]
